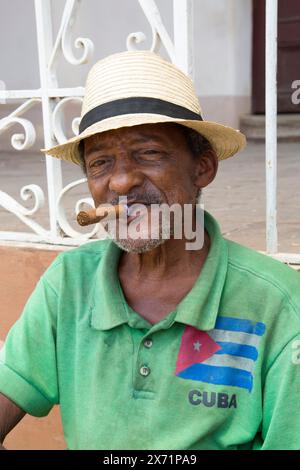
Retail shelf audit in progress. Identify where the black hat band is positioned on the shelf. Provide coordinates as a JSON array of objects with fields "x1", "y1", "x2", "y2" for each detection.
[{"x1": 79, "y1": 96, "x2": 203, "y2": 134}]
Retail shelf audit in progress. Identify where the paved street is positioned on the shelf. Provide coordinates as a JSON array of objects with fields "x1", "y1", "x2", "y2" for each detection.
[{"x1": 0, "y1": 141, "x2": 299, "y2": 255}]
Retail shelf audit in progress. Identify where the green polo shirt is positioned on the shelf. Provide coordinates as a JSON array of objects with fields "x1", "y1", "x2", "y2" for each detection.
[{"x1": 1, "y1": 212, "x2": 300, "y2": 450}]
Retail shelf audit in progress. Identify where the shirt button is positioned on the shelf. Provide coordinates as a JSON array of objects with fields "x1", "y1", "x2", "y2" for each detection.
[
  {"x1": 140, "y1": 365, "x2": 151, "y2": 377},
  {"x1": 143, "y1": 339, "x2": 153, "y2": 349}
]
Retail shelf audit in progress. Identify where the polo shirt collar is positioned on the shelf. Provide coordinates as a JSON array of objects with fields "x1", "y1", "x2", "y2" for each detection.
[
  {"x1": 89, "y1": 211, "x2": 228, "y2": 332},
  {"x1": 89, "y1": 240, "x2": 129, "y2": 330},
  {"x1": 174, "y1": 211, "x2": 228, "y2": 330}
]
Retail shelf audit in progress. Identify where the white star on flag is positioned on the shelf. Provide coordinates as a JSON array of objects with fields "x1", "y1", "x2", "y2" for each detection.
[{"x1": 193, "y1": 341, "x2": 201, "y2": 351}]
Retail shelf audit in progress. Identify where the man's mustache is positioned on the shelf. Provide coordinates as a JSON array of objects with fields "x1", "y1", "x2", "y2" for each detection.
[{"x1": 109, "y1": 191, "x2": 163, "y2": 206}]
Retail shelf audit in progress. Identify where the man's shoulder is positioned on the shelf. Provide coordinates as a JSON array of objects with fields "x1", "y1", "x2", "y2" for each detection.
[
  {"x1": 226, "y1": 238, "x2": 300, "y2": 311},
  {"x1": 42, "y1": 238, "x2": 112, "y2": 285},
  {"x1": 59, "y1": 238, "x2": 111, "y2": 261}
]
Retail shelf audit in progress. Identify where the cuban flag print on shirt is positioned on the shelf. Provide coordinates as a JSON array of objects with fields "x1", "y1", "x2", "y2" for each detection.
[{"x1": 175, "y1": 317, "x2": 266, "y2": 392}]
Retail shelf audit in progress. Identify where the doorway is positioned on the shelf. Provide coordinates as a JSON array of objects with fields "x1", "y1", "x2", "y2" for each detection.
[{"x1": 252, "y1": 0, "x2": 300, "y2": 113}]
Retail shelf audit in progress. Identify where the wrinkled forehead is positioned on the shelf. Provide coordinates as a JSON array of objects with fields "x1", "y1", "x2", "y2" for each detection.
[{"x1": 83, "y1": 122, "x2": 187, "y2": 151}]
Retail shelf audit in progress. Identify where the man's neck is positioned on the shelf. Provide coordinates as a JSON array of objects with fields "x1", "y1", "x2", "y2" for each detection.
[{"x1": 119, "y1": 230, "x2": 211, "y2": 282}]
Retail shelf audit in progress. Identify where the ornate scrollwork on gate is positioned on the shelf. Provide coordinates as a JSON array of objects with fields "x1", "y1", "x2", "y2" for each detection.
[{"x1": 0, "y1": 0, "x2": 188, "y2": 246}]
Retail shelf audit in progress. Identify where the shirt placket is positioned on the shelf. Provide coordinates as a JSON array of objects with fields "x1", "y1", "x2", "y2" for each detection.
[
  {"x1": 133, "y1": 333, "x2": 155, "y2": 396},
  {"x1": 130, "y1": 314, "x2": 176, "y2": 398}
]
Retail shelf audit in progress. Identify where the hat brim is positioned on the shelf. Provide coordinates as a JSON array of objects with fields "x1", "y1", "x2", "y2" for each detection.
[{"x1": 42, "y1": 113, "x2": 246, "y2": 165}]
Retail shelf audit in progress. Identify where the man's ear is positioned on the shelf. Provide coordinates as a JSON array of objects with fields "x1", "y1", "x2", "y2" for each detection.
[{"x1": 193, "y1": 150, "x2": 218, "y2": 189}]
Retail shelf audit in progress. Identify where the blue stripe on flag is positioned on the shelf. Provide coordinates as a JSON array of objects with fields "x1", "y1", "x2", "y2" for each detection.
[
  {"x1": 177, "y1": 363, "x2": 253, "y2": 391},
  {"x1": 215, "y1": 341, "x2": 258, "y2": 361},
  {"x1": 215, "y1": 316, "x2": 266, "y2": 336}
]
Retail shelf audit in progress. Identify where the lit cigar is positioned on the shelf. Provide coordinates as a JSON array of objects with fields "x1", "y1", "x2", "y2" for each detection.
[{"x1": 77, "y1": 204, "x2": 128, "y2": 227}]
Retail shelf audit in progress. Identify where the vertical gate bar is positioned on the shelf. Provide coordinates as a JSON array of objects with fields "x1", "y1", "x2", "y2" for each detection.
[
  {"x1": 173, "y1": 0, "x2": 194, "y2": 78},
  {"x1": 265, "y1": 0, "x2": 278, "y2": 254},
  {"x1": 34, "y1": 0, "x2": 63, "y2": 238}
]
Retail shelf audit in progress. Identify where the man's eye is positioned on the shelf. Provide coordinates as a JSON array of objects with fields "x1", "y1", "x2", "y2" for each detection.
[
  {"x1": 90, "y1": 159, "x2": 108, "y2": 168},
  {"x1": 143, "y1": 150, "x2": 159, "y2": 154},
  {"x1": 140, "y1": 149, "x2": 162, "y2": 157}
]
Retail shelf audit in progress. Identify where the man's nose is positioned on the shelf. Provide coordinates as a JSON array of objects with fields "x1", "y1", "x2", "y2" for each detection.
[{"x1": 108, "y1": 158, "x2": 144, "y2": 195}]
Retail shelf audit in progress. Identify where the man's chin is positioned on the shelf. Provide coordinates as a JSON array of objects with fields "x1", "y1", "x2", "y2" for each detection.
[{"x1": 111, "y1": 237, "x2": 167, "y2": 253}]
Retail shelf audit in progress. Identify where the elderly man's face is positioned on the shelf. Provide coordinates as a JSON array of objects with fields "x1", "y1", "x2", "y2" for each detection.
[{"x1": 83, "y1": 123, "x2": 217, "y2": 252}]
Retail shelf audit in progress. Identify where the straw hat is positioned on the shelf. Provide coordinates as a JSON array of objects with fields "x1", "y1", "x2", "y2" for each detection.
[{"x1": 43, "y1": 51, "x2": 246, "y2": 164}]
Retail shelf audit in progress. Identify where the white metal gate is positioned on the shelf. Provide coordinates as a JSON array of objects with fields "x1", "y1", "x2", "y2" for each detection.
[
  {"x1": 0, "y1": 0, "x2": 193, "y2": 247},
  {"x1": 265, "y1": 0, "x2": 300, "y2": 265}
]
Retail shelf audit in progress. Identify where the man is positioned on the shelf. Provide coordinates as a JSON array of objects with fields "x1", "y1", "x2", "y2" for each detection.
[{"x1": 1, "y1": 51, "x2": 300, "y2": 450}]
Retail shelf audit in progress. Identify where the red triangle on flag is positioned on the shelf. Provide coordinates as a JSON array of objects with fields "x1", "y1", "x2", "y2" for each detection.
[{"x1": 175, "y1": 326, "x2": 221, "y2": 375}]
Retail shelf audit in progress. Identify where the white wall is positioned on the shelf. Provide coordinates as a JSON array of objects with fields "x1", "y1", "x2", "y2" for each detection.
[
  {"x1": 194, "y1": 0, "x2": 252, "y2": 126},
  {"x1": 0, "y1": 0, "x2": 252, "y2": 127},
  {"x1": 0, "y1": 0, "x2": 40, "y2": 89},
  {"x1": 194, "y1": 0, "x2": 252, "y2": 97},
  {"x1": 0, "y1": 0, "x2": 172, "y2": 89}
]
